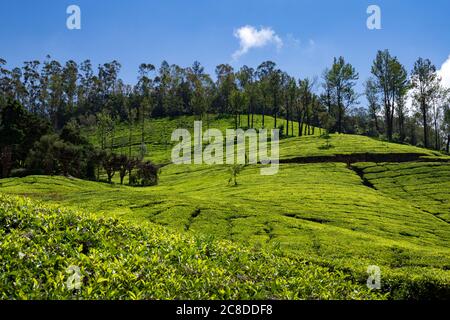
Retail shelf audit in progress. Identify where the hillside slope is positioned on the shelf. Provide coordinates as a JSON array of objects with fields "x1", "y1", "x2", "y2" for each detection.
[
  {"x1": 2, "y1": 130, "x2": 450, "y2": 299},
  {"x1": 84, "y1": 114, "x2": 323, "y2": 163},
  {"x1": 0, "y1": 194, "x2": 380, "y2": 300}
]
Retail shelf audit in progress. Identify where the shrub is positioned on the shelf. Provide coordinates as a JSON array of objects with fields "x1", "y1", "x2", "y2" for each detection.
[
  {"x1": 137, "y1": 161, "x2": 159, "y2": 186},
  {"x1": 0, "y1": 194, "x2": 384, "y2": 300},
  {"x1": 9, "y1": 168, "x2": 29, "y2": 178}
]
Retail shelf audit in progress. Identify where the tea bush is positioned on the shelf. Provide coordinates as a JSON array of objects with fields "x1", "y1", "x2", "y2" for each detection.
[{"x1": 0, "y1": 194, "x2": 383, "y2": 300}]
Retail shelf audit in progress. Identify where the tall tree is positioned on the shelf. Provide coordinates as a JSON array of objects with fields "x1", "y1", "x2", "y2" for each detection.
[
  {"x1": 236, "y1": 66, "x2": 256, "y2": 128},
  {"x1": 187, "y1": 61, "x2": 211, "y2": 120},
  {"x1": 431, "y1": 87, "x2": 449, "y2": 150},
  {"x1": 297, "y1": 78, "x2": 314, "y2": 136},
  {"x1": 443, "y1": 103, "x2": 450, "y2": 153},
  {"x1": 215, "y1": 64, "x2": 235, "y2": 115},
  {"x1": 364, "y1": 78, "x2": 381, "y2": 135},
  {"x1": 42, "y1": 58, "x2": 64, "y2": 129},
  {"x1": 371, "y1": 50, "x2": 408, "y2": 141},
  {"x1": 396, "y1": 94, "x2": 407, "y2": 142},
  {"x1": 282, "y1": 74, "x2": 297, "y2": 136},
  {"x1": 22, "y1": 60, "x2": 41, "y2": 114},
  {"x1": 0, "y1": 59, "x2": 11, "y2": 101},
  {"x1": 78, "y1": 60, "x2": 94, "y2": 110},
  {"x1": 325, "y1": 57, "x2": 359, "y2": 134},
  {"x1": 256, "y1": 61, "x2": 277, "y2": 128},
  {"x1": 62, "y1": 60, "x2": 78, "y2": 114},
  {"x1": 270, "y1": 69, "x2": 282, "y2": 128},
  {"x1": 411, "y1": 58, "x2": 440, "y2": 148},
  {"x1": 137, "y1": 63, "x2": 155, "y2": 146},
  {"x1": 154, "y1": 60, "x2": 171, "y2": 117}
]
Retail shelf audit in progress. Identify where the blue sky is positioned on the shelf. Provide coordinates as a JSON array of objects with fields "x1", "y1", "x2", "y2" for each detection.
[{"x1": 1, "y1": 0, "x2": 450, "y2": 100}]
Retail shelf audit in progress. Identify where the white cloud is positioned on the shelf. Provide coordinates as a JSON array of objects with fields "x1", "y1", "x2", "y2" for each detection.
[
  {"x1": 438, "y1": 54, "x2": 450, "y2": 89},
  {"x1": 232, "y1": 25, "x2": 283, "y2": 60},
  {"x1": 405, "y1": 55, "x2": 450, "y2": 113}
]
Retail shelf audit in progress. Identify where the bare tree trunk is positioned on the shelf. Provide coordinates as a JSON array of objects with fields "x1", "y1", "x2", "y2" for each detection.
[
  {"x1": 434, "y1": 118, "x2": 439, "y2": 150},
  {"x1": 447, "y1": 134, "x2": 450, "y2": 153},
  {"x1": 129, "y1": 122, "x2": 132, "y2": 158},
  {"x1": 374, "y1": 114, "x2": 379, "y2": 134},
  {"x1": 262, "y1": 110, "x2": 265, "y2": 128},
  {"x1": 423, "y1": 111, "x2": 428, "y2": 148},
  {"x1": 286, "y1": 113, "x2": 289, "y2": 137},
  {"x1": 141, "y1": 115, "x2": 145, "y2": 146}
]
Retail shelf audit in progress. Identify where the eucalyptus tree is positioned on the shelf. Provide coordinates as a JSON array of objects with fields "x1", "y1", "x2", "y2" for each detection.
[
  {"x1": 321, "y1": 68, "x2": 335, "y2": 115},
  {"x1": 297, "y1": 78, "x2": 315, "y2": 136},
  {"x1": 62, "y1": 60, "x2": 78, "y2": 114},
  {"x1": 22, "y1": 60, "x2": 41, "y2": 114},
  {"x1": 443, "y1": 103, "x2": 450, "y2": 153},
  {"x1": 310, "y1": 93, "x2": 323, "y2": 135},
  {"x1": 270, "y1": 69, "x2": 283, "y2": 129},
  {"x1": 236, "y1": 65, "x2": 256, "y2": 128},
  {"x1": 325, "y1": 57, "x2": 359, "y2": 134},
  {"x1": 98, "y1": 60, "x2": 121, "y2": 96},
  {"x1": 41, "y1": 58, "x2": 64, "y2": 129},
  {"x1": 137, "y1": 63, "x2": 155, "y2": 145},
  {"x1": 364, "y1": 78, "x2": 381, "y2": 135},
  {"x1": 78, "y1": 60, "x2": 94, "y2": 111},
  {"x1": 154, "y1": 61, "x2": 171, "y2": 117},
  {"x1": 282, "y1": 73, "x2": 297, "y2": 136},
  {"x1": 396, "y1": 94, "x2": 408, "y2": 142},
  {"x1": 371, "y1": 50, "x2": 408, "y2": 141},
  {"x1": 0, "y1": 59, "x2": 10, "y2": 102},
  {"x1": 215, "y1": 64, "x2": 235, "y2": 115},
  {"x1": 9, "y1": 68, "x2": 27, "y2": 104},
  {"x1": 431, "y1": 86, "x2": 449, "y2": 150},
  {"x1": 411, "y1": 58, "x2": 441, "y2": 148},
  {"x1": 230, "y1": 87, "x2": 247, "y2": 129},
  {"x1": 393, "y1": 63, "x2": 409, "y2": 142},
  {"x1": 187, "y1": 61, "x2": 211, "y2": 120},
  {"x1": 167, "y1": 64, "x2": 188, "y2": 117},
  {"x1": 256, "y1": 61, "x2": 277, "y2": 128}
]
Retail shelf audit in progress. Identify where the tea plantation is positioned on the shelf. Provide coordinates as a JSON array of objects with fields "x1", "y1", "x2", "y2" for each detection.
[
  {"x1": 0, "y1": 194, "x2": 382, "y2": 300},
  {"x1": 1, "y1": 117, "x2": 450, "y2": 299}
]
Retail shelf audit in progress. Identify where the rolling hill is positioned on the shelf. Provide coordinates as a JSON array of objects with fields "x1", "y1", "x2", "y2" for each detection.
[{"x1": 1, "y1": 115, "x2": 450, "y2": 299}]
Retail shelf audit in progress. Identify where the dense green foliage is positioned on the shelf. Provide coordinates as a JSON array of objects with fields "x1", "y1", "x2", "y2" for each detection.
[
  {"x1": 278, "y1": 134, "x2": 439, "y2": 160},
  {"x1": 0, "y1": 194, "x2": 383, "y2": 300},
  {"x1": 1, "y1": 105, "x2": 449, "y2": 299},
  {"x1": 2, "y1": 148, "x2": 450, "y2": 298},
  {"x1": 84, "y1": 114, "x2": 322, "y2": 164},
  {"x1": 353, "y1": 161, "x2": 450, "y2": 223}
]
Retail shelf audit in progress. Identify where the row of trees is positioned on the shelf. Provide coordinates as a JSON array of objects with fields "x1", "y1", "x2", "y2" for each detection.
[
  {"x1": 1, "y1": 52, "x2": 450, "y2": 154},
  {"x1": 0, "y1": 99, "x2": 158, "y2": 184},
  {"x1": 366, "y1": 50, "x2": 450, "y2": 150}
]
